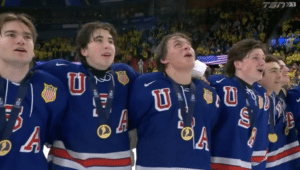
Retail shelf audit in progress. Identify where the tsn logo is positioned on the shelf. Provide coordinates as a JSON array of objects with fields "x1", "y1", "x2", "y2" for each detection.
[{"x1": 263, "y1": 2, "x2": 296, "y2": 8}]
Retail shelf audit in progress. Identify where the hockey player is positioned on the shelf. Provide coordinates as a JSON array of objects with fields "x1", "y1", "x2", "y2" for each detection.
[
  {"x1": 208, "y1": 38, "x2": 268, "y2": 170},
  {"x1": 0, "y1": 13, "x2": 68, "y2": 169},
  {"x1": 34, "y1": 22, "x2": 139, "y2": 169},
  {"x1": 254, "y1": 55, "x2": 300, "y2": 170},
  {"x1": 128, "y1": 32, "x2": 220, "y2": 169}
]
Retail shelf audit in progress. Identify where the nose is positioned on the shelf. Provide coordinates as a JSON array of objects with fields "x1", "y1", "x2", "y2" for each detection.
[
  {"x1": 183, "y1": 42, "x2": 192, "y2": 50},
  {"x1": 104, "y1": 40, "x2": 111, "y2": 49},
  {"x1": 17, "y1": 36, "x2": 25, "y2": 45},
  {"x1": 258, "y1": 57, "x2": 265, "y2": 66}
]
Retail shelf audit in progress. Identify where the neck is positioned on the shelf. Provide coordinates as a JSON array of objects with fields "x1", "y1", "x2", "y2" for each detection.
[
  {"x1": 235, "y1": 72, "x2": 254, "y2": 85},
  {"x1": 274, "y1": 88, "x2": 281, "y2": 95},
  {"x1": 0, "y1": 62, "x2": 29, "y2": 83},
  {"x1": 165, "y1": 67, "x2": 192, "y2": 85},
  {"x1": 83, "y1": 62, "x2": 110, "y2": 78},
  {"x1": 266, "y1": 90, "x2": 273, "y2": 96}
]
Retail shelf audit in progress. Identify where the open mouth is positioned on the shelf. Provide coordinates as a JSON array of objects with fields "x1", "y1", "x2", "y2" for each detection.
[
  {"x1": 184, "y1": 53, "x2": 192, "y2": 57},
  {"x1": 14, "y1": 48, "x2": 27, "y2": 53},
  {"x1": 102, "y1": 53, "x2": 111, "y2": 57},
  {"x1": 257, "y1": 69, "x2": 264, "y2": 73}
]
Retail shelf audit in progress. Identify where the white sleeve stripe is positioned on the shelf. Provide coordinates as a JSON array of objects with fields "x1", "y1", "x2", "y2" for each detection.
[
  {"x1": 52, "y1": 140, "x2": 131, "y2": 159},
  {"x1": 267, "y1": 141, "x2": 300, "y2": 156}
]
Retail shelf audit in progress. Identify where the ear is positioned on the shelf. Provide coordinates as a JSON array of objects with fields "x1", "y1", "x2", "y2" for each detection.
[
  {"x1": 160, "y1": 58, "x2": 169, "y2": 64},
  {"x1": 81, "y1": 48, "x2": 88, "y2": 57},
  {"x1": 234, "y1": 60, "x2": 242, "y2": 70}
]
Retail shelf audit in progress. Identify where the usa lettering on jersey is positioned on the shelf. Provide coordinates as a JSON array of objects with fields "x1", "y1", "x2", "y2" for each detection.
[
  {"x1": 152, "y1": 88, "x2": 172, "y2": 111},
  {"x1": 67, "y1": 72, "x2": 86, "y2": 95}
]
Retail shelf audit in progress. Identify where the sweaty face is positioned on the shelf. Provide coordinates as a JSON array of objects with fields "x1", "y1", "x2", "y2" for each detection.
[
  {"x1": 234, "y1": 48, "x2": 265, "y2": 85},
  {"x1": 278, "y1": 60, "x2": 290, "y2": 86},
  {"x1": 162, "y1": 36, "x2": 195, "y2": 72},
  {"x1": 81, "y1": 29, "x2": 115, "y2": 70},
  {"x1": 0, "y1": 21, "x2": 34, "y2": 66},
  {"x1": 259, "y1": 62, "x2": 282, "y2": 95}
]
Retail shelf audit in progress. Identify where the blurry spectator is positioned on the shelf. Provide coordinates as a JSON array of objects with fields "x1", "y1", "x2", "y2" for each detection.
[
  {"x1": 278, "y1": 35, "x2": 286, "y2": 48},
  {"x1": 138, "y1": 59, "x2": 144, "y2": 74}
]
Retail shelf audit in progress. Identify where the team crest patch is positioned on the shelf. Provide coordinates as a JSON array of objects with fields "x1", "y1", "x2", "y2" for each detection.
[
  {"x1": 258, "y1": 95, "x2": 263, "y2": 109},
  {"x1": 203, "y1": 88, "x2": 213, "y2": 104},
  {"x1": 41, "y1": 83, "x2": 57, "y2": 103},
  {"x1": 116, "y1": 71, "x2": 129, "y2": 85}
]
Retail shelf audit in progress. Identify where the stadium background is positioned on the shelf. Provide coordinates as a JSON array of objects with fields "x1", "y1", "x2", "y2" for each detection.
[{"x1": 1, "y1": 0, "x2": 300, "y2": 167}]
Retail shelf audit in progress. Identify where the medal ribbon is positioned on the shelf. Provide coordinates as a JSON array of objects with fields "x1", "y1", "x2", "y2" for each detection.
[
  {"x1": 269, "y1": 92, "x2": 276, "y2": 135},
  {"x1": 86, "y1": 70, "x2": 115, "y2": 125},
  {"x1": 169, "y1": 78, "x2": 196, "y2": 128},
  {"x1": 233, "y1": 77, "x2": 258, "y2": 130},
  {"x1": 0, "y1": 72, "x2": 33, "y2": 141}
]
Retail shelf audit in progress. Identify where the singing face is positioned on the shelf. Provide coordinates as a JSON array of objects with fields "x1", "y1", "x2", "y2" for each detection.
[
  {"x1": 0, "y1": 20, "x2": 34, "y2": 66},
  {"x1": 161, "y1": 36, "x2": 195, "y2": 72},
  {"x1": 81, "y1": 28, "x2": 115, "y2": 70},
  {"x1": 259, "y1": 61, "x2": 282, "y2": 94},
  {"x1": 278, "y1": 60, "x2": 290, "y2": 86},
  {"x1": 234, "y1": 48, "x2": 265, "y2": 85}
]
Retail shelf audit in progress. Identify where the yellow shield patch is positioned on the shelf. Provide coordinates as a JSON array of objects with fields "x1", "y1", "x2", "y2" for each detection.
[
  {"x1": 258, "y1": 95, "x2": 263, "y2": 109},
  {"x1": 116, "y1": 71, "x2": 129, "y2": 86},
  {"x1": 203, "y1": 88, "x2": 213, "y2": 104},
  {"x1": 41, "y1": 83, "x2": 57, "y2": 103}
]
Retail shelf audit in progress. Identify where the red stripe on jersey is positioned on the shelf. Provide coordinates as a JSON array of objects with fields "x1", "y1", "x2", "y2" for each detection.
[
  {"x1": 267, "y1": 145, "x2": 300, "y2": 162},
  {"x1": 211, "y1": 163, "x2": 251, "y2": 170},
  {"x1": 251, "y1": 155, "x2": 266, "y2": 163},
  {"x1": 50, "y1": 147, "x2": 131, "y2": 167}
]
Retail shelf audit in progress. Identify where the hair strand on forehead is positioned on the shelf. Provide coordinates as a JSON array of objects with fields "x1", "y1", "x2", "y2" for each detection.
[
  {"x1": 0, "y1": 12, "x2": 37, "y2": 43},
  {"x1": 75, "y1": 22, "x2": 118, "y2": 64}
]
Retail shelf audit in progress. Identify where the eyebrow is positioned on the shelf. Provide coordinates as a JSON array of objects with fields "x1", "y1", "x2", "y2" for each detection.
[
  {"x1": 173, "y1": 39, "x2": 190, "y2": 45},
  {"x1": 4, "y1": 30, "x2": 32, "y2": 36},
  {"x1": 93, "y1": 35, "x2": 113, "y2": 40},
  {"x1": 270, "y1": 67, "x2": 280, "y2": 71}
]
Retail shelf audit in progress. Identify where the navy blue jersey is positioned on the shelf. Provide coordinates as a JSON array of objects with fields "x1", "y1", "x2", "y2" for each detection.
[
  {"x1": 0, "y1": 70, "x2": 68, "y2": 170},
  {"x1": 129, "y1": 72, "x2": 220, "y2": 170},
  {"x1": 208, "y1": 75, "x2": 268, "y2": 170},
  {"x1": 34, "y1": 59, "x2": 139, "y2": 170}
]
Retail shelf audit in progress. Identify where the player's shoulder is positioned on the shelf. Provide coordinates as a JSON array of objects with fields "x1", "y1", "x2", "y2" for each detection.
[
  {"x1": 135, "y1": 72, "x2": 165, "y2": 83},
  {"x1": 35, "y1": 59, "x2": 71, "y2": 67},
  {"x1": 287, "y1": 86, "x2": 300, "y2": 98},
  {"x1": 112, "y1": 63, "x2": 138, "y2": 79},
  {"x1": 253, "y1": 82, "x2": 266, "y2": 96},
  {"x1": 131, "y1": 72, "x2": 166, "y2": 90},
  {"x1": 36, "y1": 59, "x2": 84, "y2": 70},
  {"x1": 31, "y1": 70, "x2": 65, "y2": 87},
  {"x1": 111, "y1": 63, "x2": 136, "y2": 74},
  {"x1": 207, "y1": 74, "x2": 235, "y2": 87},
  {"x1": 193, "y1": 78, "x2": 216, "y2": 93}
]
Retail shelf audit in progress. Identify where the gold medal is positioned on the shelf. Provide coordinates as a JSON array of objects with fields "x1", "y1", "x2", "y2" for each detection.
[
  {"x1": 284, "y1": 126, "x2": 289, "y2": 136},
  {"x1": 97, "y1": 124, "x2": 111, "y2": 139},
  {"x1": 181, "y1": 127, "x2": 194, "y2": 141},
  {"x1": 268, "y1": 133, "x2": 278, "y2": 143},
  {"x1": 0, "y1": 140, "x2": 12, "y2": 156}
]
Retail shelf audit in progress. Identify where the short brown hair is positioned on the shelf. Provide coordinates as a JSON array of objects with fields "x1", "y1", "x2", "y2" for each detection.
[
  {"x1": 155, "y1": 32, "x2": 192, "y2": 72},
  {"x1": 75, "y1": 22, "x2": 118, "y2": 64},
  {"x1": 0, "y1": 12, "x2": 37, "y2": 43},
  {"x1": 224, "y1": 38, "x2": 266, "y2": 77}
]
